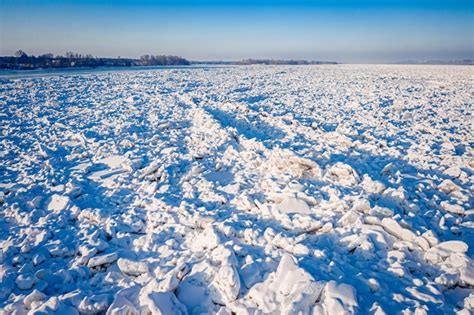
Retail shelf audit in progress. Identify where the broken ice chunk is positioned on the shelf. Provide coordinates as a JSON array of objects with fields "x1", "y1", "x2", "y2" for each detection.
[
  {"x1": 323, "y1": 281, "x2": 358, "y2": 314},
  {"x1": 361, "y1": 174, "x2": 386, "y2": 194},
  {"x1": 24, "y1": 289, "x2": 47, "y2": 309},
  {"x1": 158, "y1": 271, "x2": 180, "y2": 292},
  {"x1": 32, "y1": 296, "x2": 76, "y2": 314},
  {"x1": 106, "y1": 286, "x2": 140, "y2": 315},
  {"x1": 190, "y1": 226, "x2": 221, "y2": 252},
  {"x1": 176, "y1": 279, "x2": 213, "y2": 313},
  {"x1": 381, "y1": 162, "x2": 395, "y2": 175},
  {"x1": 444, "y1": 166, "x2": 462, "y2": 179},
  {"x1": 414, "y1": 236, "x2": 430, "y2": 251},
  {"x1": 370, "y1": 206, "x2": 394, "y2": 218},
  {"x1": 288, "y1": 180, "x2": 305, "y2": 192},
  {"x1": 16, "y1": 274, "x2": 36, "y2": 290},
  {"x1": 97, "y1": 155, "x2": 129, "y2": 169},
  {"x1": 435, "y1": 241, "x2": 468, "y2": 253},
  {"x1": 141, "y1": 291, "x2": 187, "y2": 315},
  {"x1": 140, "y1": 281, "x2": 188, "y2": 315},
  {"x1": 79, "y1": 294, "x2": 111, "y2": 313},
  {"x1": 47, "y1": 194, "x2": 70, "y2": 212},
  {"x1": 367, "y1": 278, "x2": 380, "y2": 292},
  {"x1": 438, "y1": 179, "x2": 460, "y2": 195},
  {"x1": 440, "y1": 201, "x2": 465, "y2": 215},
  {"x1": 351, "y1": 198, "x2": 371, "y2": 213},
  {"x1": 247, "y1": 254, "x2": 324, "y2": 313},
  {"x1": 240, "y1": 261, "x2": 263, "y2": 289},
  {"x1": 117, "y1": 258, "x2": 148, "y2": 276},
  {"x1": 421, "y1": 230, "x2": 439, "y2": 247},
  {"x1": 273, "y1": 196, "x2": 312, "y2": 215},
  {"x1": 210, "y1": 264, "x2": 240, "y2": 304},
  {"x1": 381, "y1": 218, "x2": 416, "y2": 242},
  {"x1": 32, "y1": 252, "x2": 46, "y2": 266},
  {"x1": 88, "y1": 252, "x2": 119, "y2": 268},
  {"x1": 139, "y1": 162, "x2": 161, "y2": 179},
  {"x1": 325, "y1": 162, "x2": 359, "y2": 186},
  {"x1": 460, "y1": 264, "x2": 474, "y2": 286}
]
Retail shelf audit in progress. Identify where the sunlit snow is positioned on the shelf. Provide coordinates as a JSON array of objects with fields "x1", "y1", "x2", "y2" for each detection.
[{"x1": 0, "y1": 65, "x2": 473, "y2": 314}]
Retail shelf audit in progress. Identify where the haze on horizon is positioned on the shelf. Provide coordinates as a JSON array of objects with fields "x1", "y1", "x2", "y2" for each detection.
[{"x1": 0, "y1": 0, "x2": 473, "y2": 63}]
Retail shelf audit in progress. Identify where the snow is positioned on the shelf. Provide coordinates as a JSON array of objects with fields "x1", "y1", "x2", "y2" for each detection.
[
  {"x1": 117, "y1": 258, "x2": 149, "y2": 276},
  {"x1": 87, "y1": 252, "x2": 119, "y2": 268},
  {"x1": 0, "y1": 64, "x2": 473, "y2": 314},
  {"x1": 273, "y1": 195, "x2": 312, "y2": 214},
  {"x1": 47, "y1": 194, "x2": 70, "y2": 212},
  {"x1": 245, "y1": 253, "x2": 324, "y2": 314}
]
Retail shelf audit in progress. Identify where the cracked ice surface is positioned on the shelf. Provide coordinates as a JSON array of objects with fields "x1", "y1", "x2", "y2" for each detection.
[{"x1": 0, "y1": 65, "x2": 473, "y2": 314}]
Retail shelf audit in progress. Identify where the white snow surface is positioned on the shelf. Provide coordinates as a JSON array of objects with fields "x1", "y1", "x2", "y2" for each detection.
[{"x1": 0, "y1": 65, "x2": 473, "y2": 314}]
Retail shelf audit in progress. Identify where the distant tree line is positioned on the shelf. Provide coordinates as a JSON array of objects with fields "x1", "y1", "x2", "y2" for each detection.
[
  {"x1": 0, "y1": 50, "x2": 339, "y2": 70},
  {"x1": 393, "y1": 59, "x2": 473, "y2": 65},
  {"x1": 139, "y1": 55, "x2": 190, "y2": 66},
  {"x1": 239, "y1": 59, "x2": 337, "y2": 65},
  {"x1": 0, "y1": 50, "x2": 190, "y2": 70},
  {"x1": 192, "y1": 59, "x2": 338, "y2": 65}
]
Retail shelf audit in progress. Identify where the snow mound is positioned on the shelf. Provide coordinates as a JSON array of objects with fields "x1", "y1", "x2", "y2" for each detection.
[{"x1": 246, "y1": 254, "x2": 325, "y2": 313}]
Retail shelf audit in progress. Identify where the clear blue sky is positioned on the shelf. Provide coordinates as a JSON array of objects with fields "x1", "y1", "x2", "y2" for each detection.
[{"x1": 1, "y1": 0, "x2": 473, "y2": 63}]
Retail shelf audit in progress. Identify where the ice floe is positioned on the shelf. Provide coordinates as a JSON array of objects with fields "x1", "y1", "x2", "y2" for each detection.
[{"x1": 0, "y1": 64, "x2": 472, "y2": 314}]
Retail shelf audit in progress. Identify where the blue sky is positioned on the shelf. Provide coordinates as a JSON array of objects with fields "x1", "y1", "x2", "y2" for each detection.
[{"x1": 0, "y1": 0, "x2": 473, "y2": 63}]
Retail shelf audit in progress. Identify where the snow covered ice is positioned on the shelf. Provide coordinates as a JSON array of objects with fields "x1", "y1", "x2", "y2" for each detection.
[{"x1": 0, "y1": 64, "x2": 473, "y2": 314}]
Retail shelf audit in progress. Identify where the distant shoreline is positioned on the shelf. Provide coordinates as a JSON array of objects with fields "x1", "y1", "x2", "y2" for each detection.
[
  {"x1": 0, "y1": 51, "x2": 339, "y2": 70},
  {"x1": 0, "y1": 60, "x2": 340, "y2": 71},
  {"x1": 0, "y1": 65, "x2": 231, "y2": 79},
  {"x1": 2, "y1": 62, "x2": 473, "y2": 74},
  {"x1": 2, "y1": 53, "x2": 471, "y2": 71},
  {"x1": 0, "y1": 63, "x2": 339, "y2": 71},
  {"x1": 390, "y1": 59, "x2": 473, "y2": 65},
  {"x1": 0, "y1": 53, "x2": 190, "y2": 71}
]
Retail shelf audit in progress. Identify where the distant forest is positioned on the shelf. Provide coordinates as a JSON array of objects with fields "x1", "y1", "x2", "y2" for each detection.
[
  {"x1": 0, "y1": 50, "x2": 338, "y2": 70},
  {"x1": 0, "y1": 50, "x2": 191, "y2": 70},
  {"x1": 241, "y1": 59, "x2": 337, "y2": 65},
  {"x1": 191, "y1": 59, "x2": 338, "y2": 65}
]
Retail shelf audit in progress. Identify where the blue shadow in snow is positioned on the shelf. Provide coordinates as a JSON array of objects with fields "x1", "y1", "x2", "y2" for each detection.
[{"x1": 204, "y1": 107, "x2": 286, "y2": 143}]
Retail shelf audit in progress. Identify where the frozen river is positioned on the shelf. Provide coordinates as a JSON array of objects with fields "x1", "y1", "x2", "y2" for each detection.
[{"x1": 0, "y1": 64, "x2": 473, "y2": 314}]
